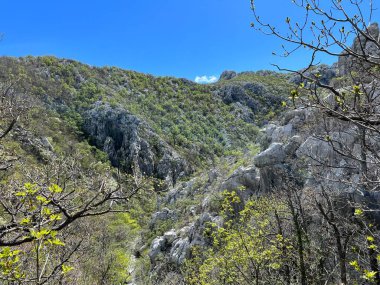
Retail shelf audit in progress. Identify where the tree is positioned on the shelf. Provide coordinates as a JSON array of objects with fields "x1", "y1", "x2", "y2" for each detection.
[
  {"x1": 182, "y1": 2, "x2": 380, "y2": 284},
  {"x1": 251, "y1": 1, "x2": 380, "y2": 284},
  {"x1": 0, "y1": 76, "x2": 153, "y2": 284},
  {"x1": 0, "y1": 152, "x2": 151, "y2": 284},
  {"x1": 251, "y1": 0, "x2": 380, "y2": 138},
  {"x1": 185, "y1": 191, "x2": 292, "y2": 285}
]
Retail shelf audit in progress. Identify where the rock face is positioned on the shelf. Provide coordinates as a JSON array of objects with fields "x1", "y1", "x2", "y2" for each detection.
[
  {"x1": 144, "y1": 27, "x2": 380, "y2": 280},
  {"x1": 83, "y1": 103, "x2": 190, "y2": 186},
  {"x1": 338, "y1": 23, "x2": 380, "y2": 76},
  {"x1": 284, "y1": 135, "x2": 303, "y2": 156},
  {"x1": 220, "y1": 166, "x2": 260, "y2": 213},
  {"x1": 254, "y1": 133, "x2": 303, "y2": 193},
  {"x1": 295, "y1": 127, "x2": 364, "y2": 193},
  {"x1": 146, "y1": 107, "x2": 310, "y2": 270},
  {"x1": 13, "y1": 127, "x2": 55, "y2": 161},
  {"x1": 219, "y1": 70, "x2": 237, "y2": 81},
  {"x1": 147, "y1": 104, "x2": 344, "y2": 275},
  {"x1": 254, "y1": 143, "x2": 286, "y2": 168},
  {"x1": 148, "y1": 212, "x2": 224, "y2": 268},
  {"x1": 170, "y1": 237, "x2": 190, "y2": 265},
  {"x1": 215, "y1": 81, "x2": 284, "y2": 124},
  {"x1": 149, "y1": 236, "x2": 167, "y2": 265},
  {"x1": 217, "y1": 85, "x2": 259, "y2": 113},
  {"x1": 289, "y1": 64, "x2": 337, "y2": 86},
  {"x1": 221, "y1": 166, "x2": 260, "y2": 194},
  {"x1": 150, "y1": 208, "x2": 177, "y2": 229},
  {"x1": 148, "y1": 228, "x2": 190, "y2": 267}
]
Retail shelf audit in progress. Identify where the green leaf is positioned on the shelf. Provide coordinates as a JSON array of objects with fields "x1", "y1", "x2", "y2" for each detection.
[
  {"x1": 48, "y1": 184, "x2": 63, "y2": 194},
  {"x1": 62, "y1": 264, "x2": 74, "y2": 274}
]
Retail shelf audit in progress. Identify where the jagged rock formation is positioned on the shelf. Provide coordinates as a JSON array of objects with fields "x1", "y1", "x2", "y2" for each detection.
[
  {"x1": 4, "y1": 44, "x2": 380, "y2": 283},
  {"x1": 216, "y1": 78, "x2": 289, "y2": 124},
  {"x1": 83, "y1": 103, "x2": 190, "y2": 186},
  {"x1": 338, "y1": 23, "x2": 380, "y2": 76},
  {"x1": 146, "y1": 108, "x2": 311, "y2": 271},
  {"x1": 289, "y1": 64, "x2": 337, "y2": 86},
  {"x1": 219, "y1": 70, "x2": 237, "y2": 81},
  {"x1": 146, "y1": 99, "x2": 380, "y2": 278},
  {"x1": 12, "y1": 127, "x2": 56, "y2": 162}
]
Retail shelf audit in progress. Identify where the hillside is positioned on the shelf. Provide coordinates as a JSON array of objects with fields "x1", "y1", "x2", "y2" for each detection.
[
  {"x1": 0, "y1": 57, "x2": 293, "y2": 183},
  {"x1": 1, "y1": 0, "x2": 380, "y2": 284},
  {"x1": 0, "y1": 56, "x2": 293, "y2": 284},
  {"x1": 1, "y1": 22, "x2": 378, "y2": 283}
]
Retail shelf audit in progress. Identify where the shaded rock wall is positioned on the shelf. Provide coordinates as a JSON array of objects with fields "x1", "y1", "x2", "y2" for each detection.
[
  {"x1": 338, "y1": 23, "x2": 380, "y2": 76},
  {"x1": 83, "y1": 103, "x2": 190, "y2": 186}
]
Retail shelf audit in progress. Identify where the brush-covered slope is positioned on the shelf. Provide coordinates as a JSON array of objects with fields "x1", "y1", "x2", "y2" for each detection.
[
  {"x1": 0, "y1": 56, "x2": 291, "y2": 185},
  {"x1": 0, "y1": 55, "x2": 296, "y2": 285}
]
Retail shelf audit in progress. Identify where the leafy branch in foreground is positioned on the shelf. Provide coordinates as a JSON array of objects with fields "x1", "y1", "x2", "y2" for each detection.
[{"x1": 0, "y1": 153, "x2": 153, "y2": 284}]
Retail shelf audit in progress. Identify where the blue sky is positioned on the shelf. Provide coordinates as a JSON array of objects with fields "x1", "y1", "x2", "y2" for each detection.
[{"x1": 0, "y1": 1, "x2": 377, "y2": 82}]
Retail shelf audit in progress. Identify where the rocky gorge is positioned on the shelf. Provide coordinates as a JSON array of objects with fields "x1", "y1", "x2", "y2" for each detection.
[{"x1": 0, "y1": 23, "x2": 379, "y2": 285}]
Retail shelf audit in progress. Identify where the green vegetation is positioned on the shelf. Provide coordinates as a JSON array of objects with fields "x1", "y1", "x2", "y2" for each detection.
[
  {"x1": 186, "y1": 192, "x2": 289, "y2": 285},
  {"x1": 0, "y1": 55, "x2": 282, "y2": 285},
  {"x1": 218, "y1": 70, "x2": 292, "y2": 93},
  {"x1": 0, "y1": 56, "x2": 290, "y2": 167},
  {"x1": 1, "y1": 0, "x2": 380, "y2": 284}
]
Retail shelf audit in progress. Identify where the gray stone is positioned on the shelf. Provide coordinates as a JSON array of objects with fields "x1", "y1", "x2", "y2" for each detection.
[
  {"x1": 284, "y1": 135, "x2": 303, "y2": 156},
  {"x1": 179, "y1": 226, "x2": 192, "y2": 238},
  {"x1": 165, "y1": 178, "x2": 197, "y2": 204},
  {"x1": 83, "y1": 103, "x2": 190, "y2": 186},
  {"x1": 189, "y1": 213, "x2": 213, "y2": 246},
  {"x1": 254, "y1": 143, "x2": 286, "y2": 168},
  {"x1": 289, "y1": 64, "x2": 337, "y2": 86},
  {"x1": 271, "y1": 124, "x2": 294, "y2": 142},
  {"x1": 219, "y1": 70, "x2": 237, "y2": 81},
  {"x1": 338, "y1": 23, "x2": 380, "y2": 76},
  {"x1": 149, "y1": 236, "x2": 166, "y2": 264},
  {"x1": 170, "y1": 238, "x2": 190, "y2": 266},
  {"x1": 164, "y1": 230, "x2": 178, "y2": 244},
  {"x1": 264, "y1": 124, "x2": 277, "y2": 138},
  {"x1": 13, "y1": 127, "x2": 56, "y2": 161},
  {"x1": 40, "y1": 137, "x2": 54, "y2": 151},
  {"x1": 296, "y1": 137, "x2": 332, "y2": 161},
  {"x1": 208, "y1": 169, "x2": 218, "y2": 184},
  {"x1": 189, "y1": 206, "x2": 197, "y2": 216},
  {"x1": 221, "y1": 166, "x2": 260, "y2": 200},
  {"x1": 150, "y1": 208, "x2": 177, "y2": 228},
  {"x1": 217, "y1": 85, "x2": 259, "y2": 114},
  {"x1": 259, "y1": 164, "x2": 291, "y2": 193}
]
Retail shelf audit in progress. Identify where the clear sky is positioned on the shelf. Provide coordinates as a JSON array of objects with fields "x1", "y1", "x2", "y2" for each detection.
[{"x1": 0, "y1": 1, "x2": 378, "y2": 82}]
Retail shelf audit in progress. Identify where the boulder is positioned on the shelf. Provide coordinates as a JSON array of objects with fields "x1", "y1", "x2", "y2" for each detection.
[
  {"x1": 149, "y1": 236, "x2": 166, "y2": 264},
  {"x1": 271, "y1": 124, "x2": 294, "y2": 142},
  {"x1": 164, "y1": 229, "x2": 178, "y2": 244},
  {"x1": 254, "y1": 143, "x2": 286, "y2": 168},
  {"x1": 221, "y1": 166, "x2": 260, "y2": 201},
  {"x1": 178, "y1": 226, "x2": 192, "y2": 238},
  {"x1": 150, "y1": 208, "x2": 177, "y2": 229},
  {"x1": 169, "y1": 238, "x2": 190, "y2": 266},
  {"x1": 218, "y1": 85, "x2": 259, "y2": 113},
  {"x1": 284, "y1": 135, "x2": 303, "y2": 156}
]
